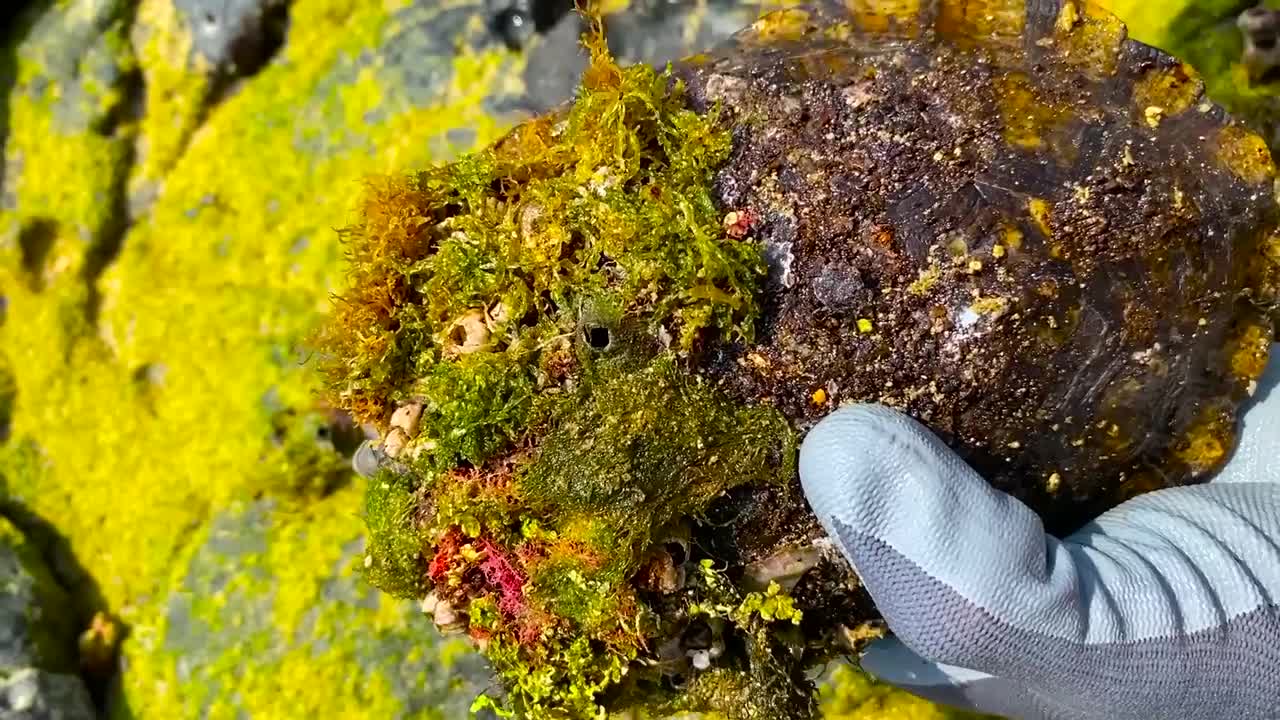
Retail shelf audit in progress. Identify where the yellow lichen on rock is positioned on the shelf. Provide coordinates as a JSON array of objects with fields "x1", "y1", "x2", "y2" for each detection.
[
  {"x1": 128, "y1": 0, "x2": 216, "y2": 199},
  {"x1": 2, "y1": 0, "x2": 521, "y2": 716}
]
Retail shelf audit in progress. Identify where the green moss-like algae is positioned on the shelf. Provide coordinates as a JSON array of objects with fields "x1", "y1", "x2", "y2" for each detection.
[
  {"x1": 317, "y1": 24, "x2": 819, "y2": 719},
  {"x1": 318, "y1": 34, "x2": 764, "y2": 433}
]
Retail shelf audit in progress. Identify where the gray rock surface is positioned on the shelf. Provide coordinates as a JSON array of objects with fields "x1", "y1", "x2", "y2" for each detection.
[
  {"x1": 0, "y1": 523, "x2": 94, "y2": 720},
  {"x1": 0, "y1": 669, "x2": 94, "y2": 720}
]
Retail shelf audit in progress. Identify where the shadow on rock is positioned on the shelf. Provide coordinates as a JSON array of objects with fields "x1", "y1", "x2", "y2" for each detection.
[{"x1": 0, "y1": 492, "x2": 132, "y2": 718}]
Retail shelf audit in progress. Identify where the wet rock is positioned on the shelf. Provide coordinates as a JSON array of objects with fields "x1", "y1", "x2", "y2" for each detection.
[
  {"x1": 810, "y1": 263, "x2": 871, "y2": 315},
  {"x1": 0, "y1": 668, "x2": 94, "y2": 720},
  {"x1": 174, "y1": 0, "x2": 288, "y2": 75},
  {"x1": 0, "y1": 520, "x2": 75, "y2": 674},
  {"x1": 520, "y1": 0, "x2": 761, "y2": 112},
  {"x1": 0, "y1": 521, "x2": 94, "y2": 720}
]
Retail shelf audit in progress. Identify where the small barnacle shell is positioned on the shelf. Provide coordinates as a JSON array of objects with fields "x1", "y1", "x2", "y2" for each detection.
[
  {"x1": 742, "y1": 543, "x2": 823, "y2": 593},
  {"x1": 352, "y1": 440, "x2": 384, "y2": 478},
  {"x1": 485, "y1": 301, "x2": 511, "y2": 332},
  {"x1": 389, "y1": 402, "x2": 423, "y2": 439},
  {"x1": 446, "y1": 309, "x2": 491, "y2": 355},
  {"x1": 382, "y1": 427, "x2": 409, "y2": 458},
  {"x1": 421, "y1": 592, "x2": 464, "y2": 632}
]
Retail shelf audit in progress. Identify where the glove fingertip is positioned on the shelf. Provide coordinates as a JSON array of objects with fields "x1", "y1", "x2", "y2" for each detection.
[
  {"x1": 861, "y1": 637, "x2": 1019, "y2": 716},
  {"x1": 860, "y1": 636, "x2": 995, "y2": 689}
]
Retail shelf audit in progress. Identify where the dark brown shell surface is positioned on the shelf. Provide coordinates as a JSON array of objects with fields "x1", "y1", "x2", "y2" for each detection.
[{"x1": 678, "y1": 0, "x2": 1279, "y2": 539}]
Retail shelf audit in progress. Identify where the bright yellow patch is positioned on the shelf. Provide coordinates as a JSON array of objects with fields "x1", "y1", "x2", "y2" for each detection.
[
  {"x1": 1001, "y1": 224, "x2": 1025, "y2": 250},
  {"x1": 131, "y1": 0, "x2": 216, "y2": 190},
  {"x1": 1229, "y1": 322, "x2": 1274, "y2": 381},
  {"x1": 1173, "y1": 408, "x2": 1233, "y2": 475},
  {"x1": 1132, "y1": 63, "x2": 1203, "y2": 124},
  {"x1": 843, "y1": 0, "x2": 922, "y2": 38},
  {"x1": 1052, "y1": 0, "x2": 1126, "y2": 77},
  {"x1": 1028, "y1": 197, "x2": 1053, "y2": 238},
  {"x1": 995, "y1": 73, "x2": 1071, "y2": 151},
  {"x1": 1215, "y1": 124, "x2": 1277, "y2": 185}
]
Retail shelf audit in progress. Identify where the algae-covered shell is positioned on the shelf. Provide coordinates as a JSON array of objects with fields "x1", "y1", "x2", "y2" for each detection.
[{"x1": 684, "y1": 0, "x2": 1279, "y2": 537}]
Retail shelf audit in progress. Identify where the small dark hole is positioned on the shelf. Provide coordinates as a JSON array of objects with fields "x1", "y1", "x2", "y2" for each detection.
[
  {"x1": 765, "y1": 442, "x2": 783, "y2": 469},
  {"x1": 204, "y1": 11, "x2": 217, "y2": 25},
  {"x1": 665, "y1": 674, "x2": 688, "y2": 690},
  {"x1": 584, "y1": 326, "x2": 611, "y2": 350},
  {"x1": 681, "y1": 619, "x2": 713, "y2": 650},
  {"x1": 664, "y1": 541, "x2": 688, "y2": 566},
  {"x1": 1257, "y1": 35, "x2": 1278, "y2": 51},
  {"x1": 18, "y1": 218, "x2": 57, "y2": 291},
  {"x1": 450, "y1": 324, "x2": 468, "y2": 345},
  {"x1": 316, "y1": 425, "x2": 330, "y2": 441}
]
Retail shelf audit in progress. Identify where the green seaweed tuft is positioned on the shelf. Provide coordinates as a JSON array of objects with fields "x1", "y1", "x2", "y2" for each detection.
[
  {"x1": 522, "y1": 354, "x2": 795, "y2": 579},
  {"x1": 316, "y1": 20, "x2": 765, "y2": 445},
  {"x1": 363, "y1": 469, "x2": 427, "y2": 598},
  {"x1": 317, "y1": 21, "x2": 796, "y2": 716}
]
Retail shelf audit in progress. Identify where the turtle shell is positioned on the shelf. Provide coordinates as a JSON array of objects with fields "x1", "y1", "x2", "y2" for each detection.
[{"x1": 676, "y1": 0, "x2": 1280, "y2": 539}]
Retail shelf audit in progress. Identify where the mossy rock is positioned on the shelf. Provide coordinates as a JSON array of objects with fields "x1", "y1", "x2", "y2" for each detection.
[
  {"x1": 317, "y1": 0, "x2": 1277, "y2": 717},
  {"x1": 3, "y1": 0, "x2": 1223, "y2": 718},
  {"x1": 2, "y1": 0, "x2": 945, "y2": 718}
]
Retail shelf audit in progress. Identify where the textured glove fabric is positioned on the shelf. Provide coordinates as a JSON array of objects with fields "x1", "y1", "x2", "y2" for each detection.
[{"x1": 799, "y1": 346, "x2": 1280, "y2": 720}]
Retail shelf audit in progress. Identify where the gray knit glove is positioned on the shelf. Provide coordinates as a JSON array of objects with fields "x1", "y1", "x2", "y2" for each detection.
[{"x1": 800, "y1": 346, "x2": 1280, "y2": 720}]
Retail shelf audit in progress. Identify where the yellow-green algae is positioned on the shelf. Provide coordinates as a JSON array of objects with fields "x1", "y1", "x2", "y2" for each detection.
[
  {"x1": 122, "y1": 484, "x2": 491, "y2": 719},
  {"x1": 126, "y1": 0, "x2": 217, "y2": 203},
  {"x1": 0, "y1": 0, "x2": 1089, "y2": 718},
  {"x1": 2, "y1": 0, "x2": 518, "y2": 716},
  {"x1": 819, "y1": 664, "x2": 991, "y2": 720}
]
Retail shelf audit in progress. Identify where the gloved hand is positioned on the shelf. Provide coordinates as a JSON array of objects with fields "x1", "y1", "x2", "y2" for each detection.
[{"x1": 799, "y1": 345, "x2": 1280, "y2": 720}]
